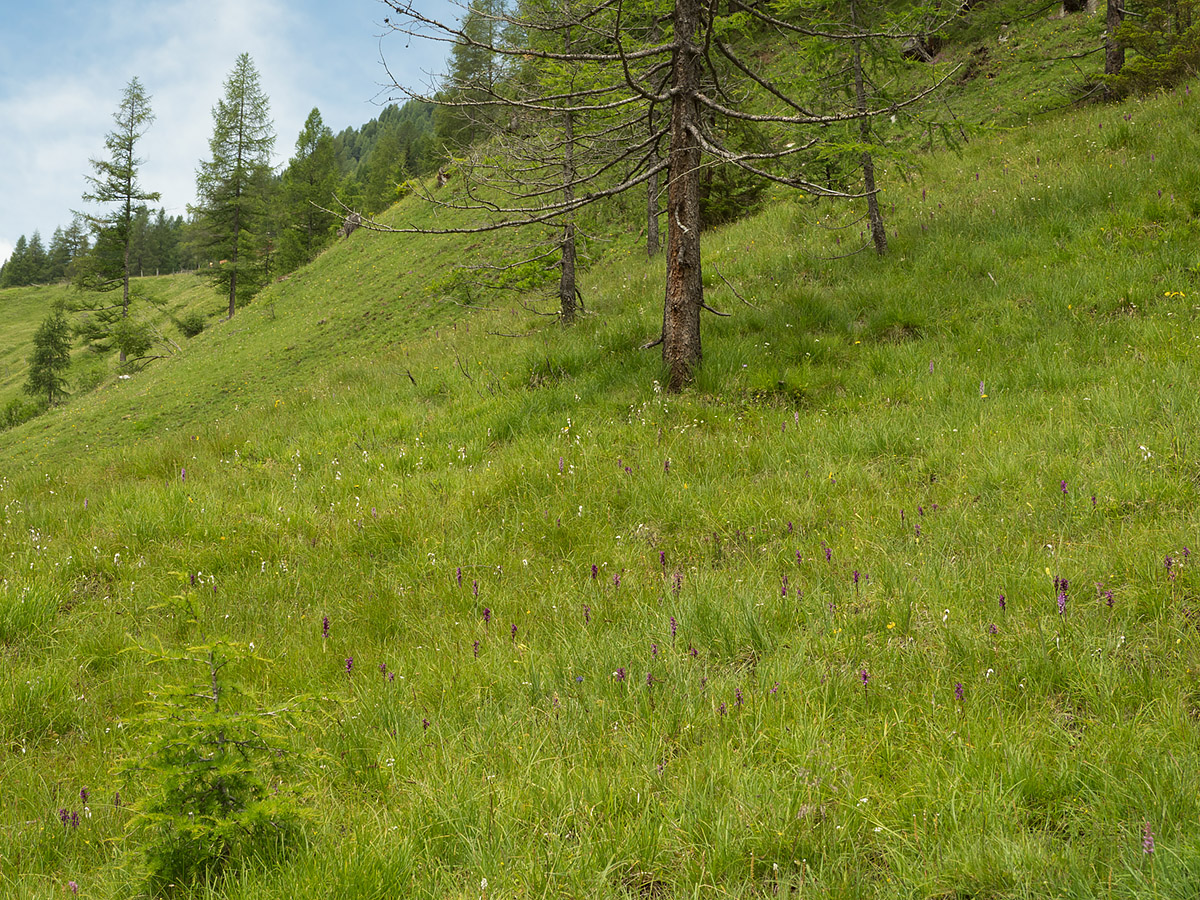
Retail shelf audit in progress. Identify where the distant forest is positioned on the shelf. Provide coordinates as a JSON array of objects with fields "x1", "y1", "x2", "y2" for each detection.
[{"x1": 0, "y1": 99, "x2": 438, "y2": 289}]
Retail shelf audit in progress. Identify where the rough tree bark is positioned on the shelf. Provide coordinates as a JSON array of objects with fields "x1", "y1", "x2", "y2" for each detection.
[
  {"x1": 663, "y1": 0, "x2": 704, "y2": 391},
  {"x1": 1106, "y1": 0, "x2": 1125, "y2": 76}
]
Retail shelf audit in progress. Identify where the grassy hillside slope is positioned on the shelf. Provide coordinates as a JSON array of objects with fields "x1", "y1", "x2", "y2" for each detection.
[{"x1": 3, "y1": 36, "x2": 1200, "y2": 900}]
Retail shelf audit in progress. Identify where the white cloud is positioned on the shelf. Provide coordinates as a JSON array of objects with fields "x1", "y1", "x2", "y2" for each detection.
[
  {"x1": 0, "y1": 239, "x2": 13, "y2": 267},
  {"x1": 0, "y1": 0, "x2": 456, "y2": 253}
]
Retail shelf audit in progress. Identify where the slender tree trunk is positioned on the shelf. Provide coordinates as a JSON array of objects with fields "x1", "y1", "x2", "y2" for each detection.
[
  {"x1": 120, "y1": 125, "x2": 135, "y2": 362},
  {"x1": 647, "y1": 167, "x2": 660, "y2": 257},
  {"x1": 852, "y1": 1, "x2": 886, "y2": 255},
  {"x1": 121, "y1": 242, "x2": 130, "y2": 362},
  {"x1": 1106, "y1": 0, "x2": 1125, "y2": 76},
  {"x1": 646, "y1": 23, "x2": 663, "y2": 258},
  {"x1": 229, "y1": 202, "x2": 240, "y2": 320},
  {"x1": 229, "y1": 98, "x2": 246, "y2": 320},
  {"x1": 663, "y1": 0, "x2": 704, "y2": 393},
  {"x1": 559, "y1": 221, "x2": 577, "y2": 324},
  {"x1": 559, "y1": 24, "x2": 577, "y2": 325}
]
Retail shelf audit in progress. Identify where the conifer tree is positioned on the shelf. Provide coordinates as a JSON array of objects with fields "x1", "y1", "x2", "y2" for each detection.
[
  {"x1": 434, "y1": 0, "x2": 510, "y2": 150},
  {"x1": 26, "y1": 231, "x2": 49, "y2": 284},
  {"x1": 193, "y1": 53, "x2": 276, "y2": 318},
  {"x1": 62, "y1": 216, "x2": 91, "y2": 279},
  {"x1": 277, "y1": 108, "x2": 339, "y2": 271},
  {"x1": 47, "y1": 227, "x2": 71, "y2": 281},
  {"x1": 81, "y1": 76, "x2": 161, "y2": 351},
  {"x1": 2, "y1": 235, "x2": 31, "y2": 287},
  {"x1": 25, "y1": 306, "x2": 72, "y2": 406}
]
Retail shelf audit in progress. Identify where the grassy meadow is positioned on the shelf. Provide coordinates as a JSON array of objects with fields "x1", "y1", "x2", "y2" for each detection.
[{"x1": 3, "y1": 29, "x2": 1200, "y2": 900}]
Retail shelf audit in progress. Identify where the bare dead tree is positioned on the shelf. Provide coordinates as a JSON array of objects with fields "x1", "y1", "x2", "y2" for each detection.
[{"x1": 376, "y1": 0, "x2": 956, "y2": 391}]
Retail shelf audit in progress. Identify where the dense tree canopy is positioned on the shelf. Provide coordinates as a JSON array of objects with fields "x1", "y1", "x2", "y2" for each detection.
[{"x1": 276, "y1": 108, "x2": 341, "y2": 272}]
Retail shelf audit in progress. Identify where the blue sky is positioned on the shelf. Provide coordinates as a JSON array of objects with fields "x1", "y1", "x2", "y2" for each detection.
[{"x1": 0, "y1": 0, "x2": 458, "y2": 265}]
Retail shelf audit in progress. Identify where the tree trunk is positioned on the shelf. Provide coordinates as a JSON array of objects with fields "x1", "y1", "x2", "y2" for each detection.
[
  {"x1": 120, "y1": 240, "x2": 130, "y2": 362},
  {"x1": 559, "y1": 34, "x2": 577, "y2": 326},
  {"x1": 647, "y1": 168, "x2": 660, "y2": 257},
  {"x1": 852, "y1": 1, "x2": 886, "y2": 255},
  {"x1": 1106, "y1": 0, "x2": 1125, "y2": 76},
  {"x1": 559, "y1": 23, "x2": 578, "y2": 328},
  {"x1": 559, "y1": 222, "x2": 577, "y2": 325},
  {"x1": 229, "y1": 202, "x2": 240, "y2": 319},
  {"x1": 663, "y1": 0, "x2": 704, "y2": 393}
]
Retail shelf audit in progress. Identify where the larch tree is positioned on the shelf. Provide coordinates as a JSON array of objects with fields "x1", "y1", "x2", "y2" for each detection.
[
  {"x1": 379, "y1": 0, "x2": 953, "y2": 390},
  {"x1": 193, "y1": 53, "x2": 276, "y2": 319},
  {"x1": 433, "y1": 0, "x2": 511, "y2": 151},
  {"x1": 81, "y1": 76, "x2": 161, "y2": 359}
]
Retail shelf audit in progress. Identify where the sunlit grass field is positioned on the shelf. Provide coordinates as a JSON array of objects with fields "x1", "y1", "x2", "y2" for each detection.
[{"x1": 3, "y1": 47, "x2": 1200, "y2": 900}]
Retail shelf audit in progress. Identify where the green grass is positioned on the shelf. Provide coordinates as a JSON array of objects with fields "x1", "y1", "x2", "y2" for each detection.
[{"x1": 2, "y1": 60, "x2": 1200, "y2": 900}]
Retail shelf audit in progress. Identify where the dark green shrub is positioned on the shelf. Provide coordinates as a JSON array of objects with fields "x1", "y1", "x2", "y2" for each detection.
[
  {"x1": 112, "y1": 317, "x2": 154, "y2": 359},
  {"x1": 3, "y1": 395, "x2": 47, "y2": 429},
  {"x1": 178, "y1": 311, "x2": 207, "y2": 338}
]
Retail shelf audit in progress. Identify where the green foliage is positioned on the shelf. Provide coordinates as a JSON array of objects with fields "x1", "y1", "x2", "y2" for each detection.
[
  {"x1": 0, "y1": 229, "x2": 71, "y2": 288},
  {"x1": 434, "y1": 0, "x2": 511, "y2": 150},
  {"x1": 23, "y1": 306, "x2": 71, "y2": 406},
  {"x1": 0, "y1": 235, "x2": 33, "y2": 287},
  {"x1": 127, "y1": 207, "x2": 191, "y2": 276},
  {"x1": 2, "y1": 394, "x2": 45, "y2": 429},
  {"x1": 276, "y1": 108, "x2": 341, "y2": 273},
  {"x1": 1107, "y1": 0, "x2": 1200, "y2": 96},
  {"x1": 123, "y1": 643, "x2": 307, "y2": 895},
  {"x1": 80, "y1": 76, "x2": 161, "y2": 312},
  {"x1": 192, "y1": 53, "x2": 276, "y2": 317},
  {"x1": 177, "y1": 310, "x2": 207, "y2": 338},
  {"x1": 699, "y1": 124, "x2": 771, "y2": 229},
  {"x1": 111, "y1": 317, "x2": 155, "y2": 361},
  {"x1": 332, "y1": 100, "x2": 438, "y2": 184}
]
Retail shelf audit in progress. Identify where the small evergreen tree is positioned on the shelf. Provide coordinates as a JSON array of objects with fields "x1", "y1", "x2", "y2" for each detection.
[
  {"x1": 25, "y1": 306, "x2": 72, "y2": 406},
  {"x1": 1, "y1": 235, "x2": 30, "y2": 287},
  {"x1": 123, "y1": 643, "x2": 307, "y2": 894},
  {"x1": 80, "y1": 76, "x2": 161, "y2": 351},
  {"x1": 26, "y1": 230, "x2": 49, "y2": 284},
  {"x1": 192, "y1": 53, "x2": 276, "y2": 319}
]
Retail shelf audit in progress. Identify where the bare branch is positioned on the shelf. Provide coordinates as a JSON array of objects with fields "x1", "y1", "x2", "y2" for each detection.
[
  {"x1": 381, "y1": 1, "x2": 672, "y2": 63},
  {"x1": 694, "y1": 63, "x2": 960, "y2": 126},
  {"x1": 713, "y1": 264, "x2": 758, "y2": 309}
]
